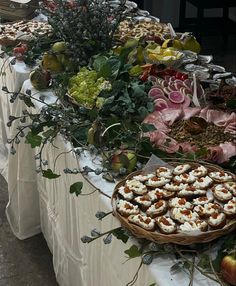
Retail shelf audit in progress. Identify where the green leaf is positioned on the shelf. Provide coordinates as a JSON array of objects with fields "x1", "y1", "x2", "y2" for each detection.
[
  {"x1": 197, "y1": 254, "x2": 210, "y2": 270},
  {"x1": 226, "y1": 98, "x2": 236, "y2": 109},
  {"x1": 93, "y1": 55, "x2": 108, "y2": 72},
  {"x1": 148, "y1": 283, "x2": 156, "y2": 286},
  {"x1": 70, "y1": 182, "x2": 83, "y2": 196},
  {"x1": 124, "y1": 245, "x2": 141, "y2": 258},
  {"x1": 195, "y1": 147, "x2": 208, "y2": 158},
  {"x1": 138, "y1": 106, "x2": 149, "y2": 119},
  {"x1": 112, "y1": 228, "x2": 129, "y2": 243},
  {"x1": 141, "y1": 123, "x2": 157, "y2": 132},
  {"x1": 25, "y1": 132, "x2": 42, "y2": 148},
  {"x1": 23, "y1": 97, "x2": 35, "y2": 108},
  {"x1": 42, "y1": 169, "x2": 61, "y2": 179},
  {"x1": 42, "y1": 129, "x2": 55, "y2": 138}
]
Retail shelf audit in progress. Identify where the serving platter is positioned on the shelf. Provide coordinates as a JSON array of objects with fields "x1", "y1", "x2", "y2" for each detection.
[{"x1": 111, "y1": 162, "x2": 236, "y2": 245}]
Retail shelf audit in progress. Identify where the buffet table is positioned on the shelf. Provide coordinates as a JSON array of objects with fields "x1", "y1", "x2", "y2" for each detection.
[{"x1": 0, "y1": 55, "x2": 218, "y2": 285}]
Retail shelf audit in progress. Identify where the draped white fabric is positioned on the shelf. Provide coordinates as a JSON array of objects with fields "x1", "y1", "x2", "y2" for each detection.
[{"x1": 0, "y1": 61, "x2": 217, "y2": 285}]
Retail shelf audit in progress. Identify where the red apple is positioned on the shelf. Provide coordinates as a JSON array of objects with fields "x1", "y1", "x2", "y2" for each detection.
[{"x1": 220, "y1": 254, "x2": 236, "y2": 285}]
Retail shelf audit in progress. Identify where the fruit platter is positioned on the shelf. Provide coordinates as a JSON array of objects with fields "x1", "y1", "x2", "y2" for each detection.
[{"x1": 112, "y1": 162, "x2": 236, "y2": 245}]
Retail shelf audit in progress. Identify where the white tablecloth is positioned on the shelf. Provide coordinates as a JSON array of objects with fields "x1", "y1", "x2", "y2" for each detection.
[
  {"x1": 0, "y1": 71, "x2": 217, "y2": 285},
  {"x1": 0, "y1": 55, "x2": 31, "y2": 178}
]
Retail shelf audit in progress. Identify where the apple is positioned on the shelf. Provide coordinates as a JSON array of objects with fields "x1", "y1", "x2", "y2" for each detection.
[
  {"x1": 220, "y1": 254, "x2": 236, "y2": 285},
  {"x1": 30, "y1": 68, "x2": 51, "y2": 90},
  {"x1": 13, "y1": 43, "x2": 28, "y2": 61},
  {"x1": 111, "y1": 150, "x2": 137, "y2": 173},
  {"x1": 52, "y1": 41, "x2": 67, "y2": 53}
]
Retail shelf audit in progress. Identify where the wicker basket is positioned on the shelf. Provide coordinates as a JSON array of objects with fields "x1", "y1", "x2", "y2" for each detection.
[
  {"x1": 0, "y1": 0, "x2": 38, "y2": 21},
  {"x1": 111, "y1": 162, "x2": 236, "y2": 245}
]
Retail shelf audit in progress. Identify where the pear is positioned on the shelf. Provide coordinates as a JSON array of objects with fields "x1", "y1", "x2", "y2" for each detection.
[
  {"x1": 52, "y1": 41, "x2": 67, "y2": 53},
  {"x1": 41, "y1": 53, "x2": 64, "y2": 73},
  {"x1": 182, "y1": 36, "x2": 201, "y2": 54}
]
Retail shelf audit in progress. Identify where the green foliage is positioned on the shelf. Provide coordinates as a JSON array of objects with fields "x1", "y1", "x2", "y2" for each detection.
[
  {"x1": 25, "y1": 132, "x2": 42, "y2": 148},
  {"x1": 70, "y1": 182, "x2": 83, "y2": 196},
  {"x1": 112, "y1": 228, "x2": 129, "y2": 243},
  {"x1": 42, "y1": 169, "x2": 61, "y2": 179},
  {"x1": 42, "y1": 0, "x2": 127, "y2": 67},
  {"x1": 124, "y1": 245, "x2": 141, "y2": 258}
]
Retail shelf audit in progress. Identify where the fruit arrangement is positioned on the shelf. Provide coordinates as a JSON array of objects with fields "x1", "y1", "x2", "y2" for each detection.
[
  {"x1": 144, "y1": 43, "x2": 184, "y2": 67},
  {"x1": 113, "y1": 163, "x2": 236, "y2": 240}
]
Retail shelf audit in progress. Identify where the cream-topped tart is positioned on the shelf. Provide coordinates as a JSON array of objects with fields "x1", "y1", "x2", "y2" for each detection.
[
  {"x1": 179, "y1": 220, "x2": 208, "y2": 232},
  {"x1": 173, "y1": 164, "x2": 191, "y2": 175},
  {"x1": 194, "y1": 203, "x2": 222, "y2": 217},
  {"x1": 189, "y1": 166, "x2": 208, "y2": 177},
  {"x1": 126, "y1": 179, "x2": 147, "y2": 195},
  {"x1": 192, "y1": 196, "x2": 213, "y2": 206},
  {"x1": 156, "y1": 167, "x2": 173, "y2": 179},
  {"x1": 208, "y1": 213, "x2": 226, "y2": 230},
  {"x1": 178, "y1": 186, "x2": 206, "y2": 198},
  {"x1": 146, "y1": 176, "x2": 170, "y2": 188},
  {"x1": 156, "y1": 216, "x2": 177, "y2": 234},
  {"x1": 223, "y1": 198, "x2": 236, "y2": 218},
  {"x1": 148, "y1": 189, "x2": 175, "y2": 201},
  {"x1": 193, "y1": 176, "x2": 213, "y2": 189},
  {"x1": 209, "y1": 171, "x2": 233, "y2": 182},
  {"x1": 174, "y1": 173, "x2": 196, "y2": 184},
  {"x1": 170, "y1": 208, "x2": 199, "y2": 223},
  {"x1": 164, "y1": 182, "x2": 188, "y2": 192},
  {"x1": 133, "y1": 173, "x2": 155, "y2": 182},
  {"x1": 134, "y1": 195, "x2": 152, "y2": 211},
  {"x1": 128, "y1": 214, "x2": 155, "y2": 231},
  {"x1": 224, "y1": 182, "x2": 236, "y2": 196},
  {"x1": 213, "y1": 184, "x2": 233, "y2": 203},
  {"x1": 118, "y1": 186, "x2": 134, "y2": 201},
  {"x1": 146, "y1": 200, "x2": 168, "y2": 217},
  {"x1": 117, "y1": 200, "x2": 139, "y2": 217},
  {"x1": 168, "y1": 197, "x2": 193, "y2": 209}
]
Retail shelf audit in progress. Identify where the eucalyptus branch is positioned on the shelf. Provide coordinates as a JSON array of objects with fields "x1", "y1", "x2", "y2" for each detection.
[
  {"x1": 126, "y1": 260, "x2": 143, "y2": 286},
  {"x1": 174, "y1": 245, "x2": 219, "y2": 283},
  {"x1": 208, "y1": 245, "x2": 226, "y2": 286},
  {"x1": 53, "y1": 149, "x2": 73, "y2": 172},
  {"x1": 81, "y1": 226, "x2": 122, "y2": 244},
  {"x1": 188, "y1": 256, "x2": 195, "y2": 286},
  {"x1": 80, "y1": 169, "x2": 112, "y2": 199}
]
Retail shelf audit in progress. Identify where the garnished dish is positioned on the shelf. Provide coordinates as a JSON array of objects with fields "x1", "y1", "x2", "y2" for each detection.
[
  {"x1": 0, "y1": 21, "x2": 52, "y2": 46},
  {"x1": 112, "y1": 163, "x2": 236, "y2": 244}
]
